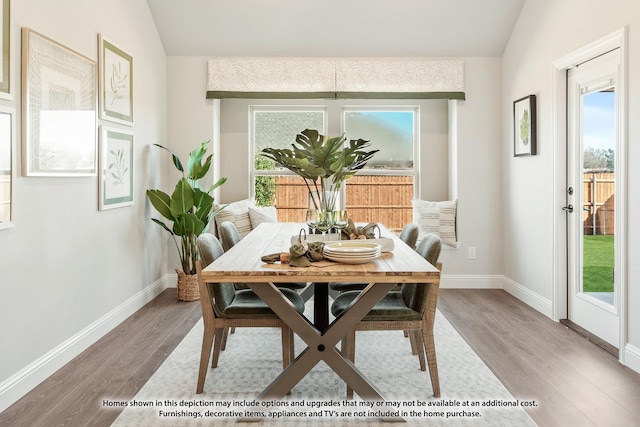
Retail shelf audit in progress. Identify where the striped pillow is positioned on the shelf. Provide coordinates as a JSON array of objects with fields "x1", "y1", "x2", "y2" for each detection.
[
  {"x1": 412, "y1": 199, "x2": 458, "y2": 247},
  {"x1": 214, "y1": 199, "x2": 255, "y2": 239}
]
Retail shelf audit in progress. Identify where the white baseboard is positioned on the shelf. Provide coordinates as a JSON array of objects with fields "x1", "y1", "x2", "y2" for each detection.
[
  {"x1": 502, "y1": 276, "x2": 554, "y2": 318},
  {"x1": 624, "y1": 343, "x2": 640, "y2": 375},
  {"x1": 440, "y1": 274, "x2": 504, "y2": 289},
  {"x1": 440, "y1": 274, "x2": 553, "y2": 319},
  {"x1": 0, "y1": 276, "x2": 170, "y2": 413}
]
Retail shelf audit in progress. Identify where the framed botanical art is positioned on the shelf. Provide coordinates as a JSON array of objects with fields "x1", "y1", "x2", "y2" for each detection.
[
  {"x1": 21, "y1": 28, "x2": 97, "y2": 176},
  {"x1": 513, "y1": 94, "x2": 537, "y2": 157},
  {"x1": 99, "y1": 34, "x2": 133, "y2": 125},
  {"x1": 0, "y1": 0, "x2": 10, "y2": 100},
  {"x1": 99, "y1": 126, "x2": 133, "y2": 210},
  {"x1": 0, "y1": 105, "x2": 15, "y2": 229}
]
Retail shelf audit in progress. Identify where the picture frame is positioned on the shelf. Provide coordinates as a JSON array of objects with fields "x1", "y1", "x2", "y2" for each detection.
[
  {"x1": 99, "y1": 126, "x2": 133, "y2": 210},
  {"x1": 21, "y1": 28, "x2": 97, "y2": 176},
  {"x1": 0, "y1": 0, "x2": 10, "y2": 100},
  {"x1": 0, "y1": 105, "x2": 15, "y2": 229},
  {"x1": 513, "y1": 94, "x2": 537, "y2": 157},
  {"x1": 99, "y1": 34, "x2": 133, "y2": 125}
]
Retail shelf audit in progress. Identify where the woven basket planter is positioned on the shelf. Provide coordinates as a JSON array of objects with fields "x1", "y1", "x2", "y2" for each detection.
[{"x1": 176, "y1": 270, "x2": 200, "y2": 301}]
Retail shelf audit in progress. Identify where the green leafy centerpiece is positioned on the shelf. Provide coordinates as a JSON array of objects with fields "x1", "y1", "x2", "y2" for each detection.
[
  {"x1": 260, "y1": 129, "x2": 378, "y2": 213},
  {"x1": 147, "y1": 141, "x2": 226, "y2": 301}
]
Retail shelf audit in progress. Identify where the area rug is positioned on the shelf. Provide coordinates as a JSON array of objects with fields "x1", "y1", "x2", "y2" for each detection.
[{"x1": 110, "y1": 302, "x2": 536, "y2": 426}]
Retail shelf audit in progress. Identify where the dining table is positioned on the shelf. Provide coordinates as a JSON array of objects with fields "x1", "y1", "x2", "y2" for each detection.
[{"x1": 199, "y1": 222, "x2": 441, "y2": 419}]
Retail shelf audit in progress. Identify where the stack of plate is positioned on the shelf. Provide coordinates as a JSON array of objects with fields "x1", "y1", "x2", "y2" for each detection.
[{"x1": 323, "y1": 241, "x2": 382, "y2": 264}]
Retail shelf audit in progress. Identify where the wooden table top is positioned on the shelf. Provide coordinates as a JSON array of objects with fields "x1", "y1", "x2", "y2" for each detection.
[{"x1": 200, "y1": 222, "x2": 440, "y2": 284}]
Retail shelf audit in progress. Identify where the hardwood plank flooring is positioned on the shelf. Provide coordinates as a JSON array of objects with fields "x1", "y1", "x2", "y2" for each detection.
[
  {"x1": 0, "y1": 289, "x2": 202, "y2": 427},
  {"x1": 437, "y1": 289, "x2": 640, "y2": 427},
  {"x1": 1, "y1": 288, "x2": 640, "y2": 426}
]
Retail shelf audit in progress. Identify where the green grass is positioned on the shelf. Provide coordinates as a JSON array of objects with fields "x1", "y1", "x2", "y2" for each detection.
[{"x1": 583, "y1": 235, "x2": 614, "y2": 293}]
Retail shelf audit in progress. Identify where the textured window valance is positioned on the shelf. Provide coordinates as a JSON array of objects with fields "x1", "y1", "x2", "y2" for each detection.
[{"x1": 206, "y1": 57, "x2": 465, "y2": 100}]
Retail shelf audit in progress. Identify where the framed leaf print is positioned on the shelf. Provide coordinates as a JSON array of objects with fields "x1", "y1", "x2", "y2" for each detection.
[
  {"x1": 99, "y1": 34, "x2": 133, "y2": 125},
  {"x1": 21, "y1": 28, "x2": 97, "y2": 176},
  {"x1": 99, "y1": 126, "x2": 133, "y2": 210},
  {"x1": 513, "y1": 94, "x2": 537, "y2": 157}
]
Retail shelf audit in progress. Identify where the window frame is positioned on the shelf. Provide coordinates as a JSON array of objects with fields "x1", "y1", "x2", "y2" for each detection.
[{"x1": 249, "y1": 104, "x2": 422, "y2": 224}]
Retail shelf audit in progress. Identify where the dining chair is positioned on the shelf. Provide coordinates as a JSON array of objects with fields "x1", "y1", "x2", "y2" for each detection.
[
  {"x1": 195, "y1": 233, "x2": 306, "y2": 394},
  {"x1": 218, "y1": 221, "x2": 309, "y2": 346},
  {"x1": 398, "y1": 222, "x2": 420, "y2": 250},
  {"x1": 330, "y1": 233, "x2": 442, "y2": 398},
  {"x1": 329, "y1": 222, "x2": 420, "y2": 294}
]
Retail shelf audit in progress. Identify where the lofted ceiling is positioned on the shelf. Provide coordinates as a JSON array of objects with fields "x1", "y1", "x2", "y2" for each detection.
[{"x1": 146, "y1": 0, "x2": 526, "y2": 57}]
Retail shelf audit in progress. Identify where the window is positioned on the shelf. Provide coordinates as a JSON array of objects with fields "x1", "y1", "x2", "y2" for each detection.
[{"x1": 250, "y1": 105, "x2": 418, "y2": 231}]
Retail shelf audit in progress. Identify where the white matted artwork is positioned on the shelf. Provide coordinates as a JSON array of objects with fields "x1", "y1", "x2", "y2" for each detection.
[
  {"x1": 99, "y1": 126, "x2": 133, "y2": 210},
  {"x1": 0, "y1": 0, "x2": 11, "y2": 100},
  {"x1": 0, "y1": 105, "x2": 15, "y2": 229},
  {"x1": 21, "y1": 28, "x2": 97, "y2": 176},
  {"x1": 99, "y1": 34, "x2": 133, "y2": 125}
]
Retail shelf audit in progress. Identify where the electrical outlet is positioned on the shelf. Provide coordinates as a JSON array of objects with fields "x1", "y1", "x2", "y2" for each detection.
[{"x1": 468, "y1": 246, "x2": 477, "y2": 260}]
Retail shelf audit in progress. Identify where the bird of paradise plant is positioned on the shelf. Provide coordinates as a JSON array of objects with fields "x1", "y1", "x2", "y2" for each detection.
[{"x1": 146, "y1": 141, "x2": 227, "y2": 275}]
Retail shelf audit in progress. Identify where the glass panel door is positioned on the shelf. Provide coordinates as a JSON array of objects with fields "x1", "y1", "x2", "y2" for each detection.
[{"x1": 566, "y1": 49, "x2": 620, "y2": 348}]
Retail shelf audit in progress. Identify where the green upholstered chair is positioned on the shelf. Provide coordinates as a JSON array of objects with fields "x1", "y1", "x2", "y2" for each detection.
[
  {"x1": 330, "y1": 233, "x2": 442, "y2": 398},
  {"x1": 329, "y1": 222, "x2": 420, "y2": 293},
  {"x1": 398, "y1": 222, "x2": 420, "y2": 250},
  {"x1": 195, "y1": 233, "x2": 305, "y2": 394},
  {"x1": 219, "y1": 221, "x2": 307, "y2": 291}
]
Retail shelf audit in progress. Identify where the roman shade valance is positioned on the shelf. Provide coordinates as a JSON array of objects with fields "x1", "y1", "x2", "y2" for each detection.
[{"x1": 206, "y1": 57, "x2": 465, "y2": 100}]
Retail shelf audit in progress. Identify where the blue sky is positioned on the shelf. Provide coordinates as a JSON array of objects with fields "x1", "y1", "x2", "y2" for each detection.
[
  {"x1": 583, "y1": 91, "x2": 615, "y2": 151},
  {"x1": 344, "y1": 111, "x2": 414, "y2": 167}
]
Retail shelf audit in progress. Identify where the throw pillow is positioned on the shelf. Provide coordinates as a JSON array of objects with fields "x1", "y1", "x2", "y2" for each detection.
[
  {"x1": 213, "y1": 199, "x2": 255, "y2": 239},
  {"x1": 248, "y1": 206, "x2": 278, "y2": 228},
  {"x1": 412, "y1": 199, "x2": 458, "y2": 247}
]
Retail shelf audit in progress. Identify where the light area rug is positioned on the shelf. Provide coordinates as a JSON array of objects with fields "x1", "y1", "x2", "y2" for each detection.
[{"x1": 111, "y1": 304, "x2": 536, "y2": 426}]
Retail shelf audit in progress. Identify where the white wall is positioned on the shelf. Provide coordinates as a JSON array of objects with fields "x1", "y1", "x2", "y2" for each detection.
[
  {"x1": 0, "y1": 0, "x2": 168, "y2": 409},
  {"x1": 445, "y1": 58, "x2": 503, "y2": 278},
  {"x1": 502, "y1": 0, "x2": 640, "y2": 367}
]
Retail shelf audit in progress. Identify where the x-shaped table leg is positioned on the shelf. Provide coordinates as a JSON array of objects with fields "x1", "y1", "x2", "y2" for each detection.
[{"x1": 245, "y1": 281, "x2": 403, "y2": 422}]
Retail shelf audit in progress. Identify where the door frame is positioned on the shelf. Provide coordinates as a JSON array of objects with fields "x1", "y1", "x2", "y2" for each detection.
[{"x1": 551, "y1": 28, "x2": 628, "y2": 362}]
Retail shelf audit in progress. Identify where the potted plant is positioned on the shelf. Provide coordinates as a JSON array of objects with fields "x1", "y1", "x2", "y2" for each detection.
[
  {"x1": 147, "y1": 141, "x2": 227, "y2": 301},
  {"x1": 260, "y1": 129, "x2": 378, "y2": 213}
]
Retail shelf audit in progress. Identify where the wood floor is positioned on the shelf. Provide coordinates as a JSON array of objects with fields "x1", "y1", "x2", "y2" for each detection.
[
  {"x1": 438, "y1": 289, "x2": 640, "y2": 427},
  {"x1": 0, "y1": 289, "x2": 202, "y2": 427},
  {"x1": 2, "y1": 288, "x2": 640, "y2": 426}
]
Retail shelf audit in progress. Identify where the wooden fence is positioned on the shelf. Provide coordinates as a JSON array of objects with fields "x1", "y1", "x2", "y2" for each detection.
[
  {"x1": 270, "y1": 172, "x2": 615, "y2": 235},
  {"x1": 272, "y1": 175, "x2": 414, "y2": 232},
  {"x1": 583, "y1": 172, "x2": 615, "y2": 235}
]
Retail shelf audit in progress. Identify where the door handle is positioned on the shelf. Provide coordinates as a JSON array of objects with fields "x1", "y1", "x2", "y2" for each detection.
[{"x1": 563, "y1": 204, "x2": 574, "y2": 213}]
